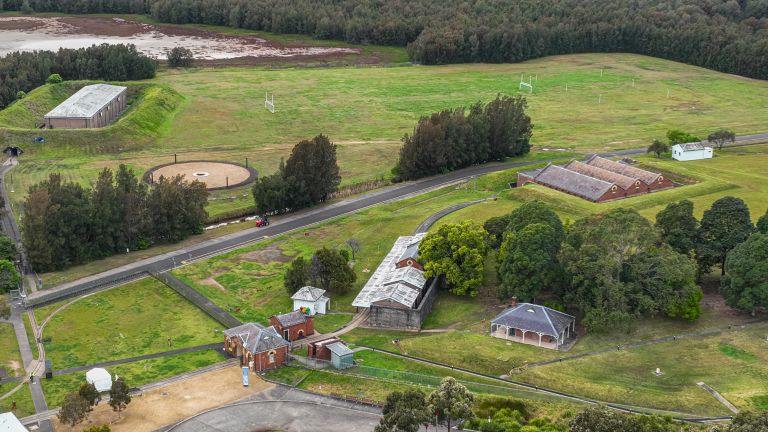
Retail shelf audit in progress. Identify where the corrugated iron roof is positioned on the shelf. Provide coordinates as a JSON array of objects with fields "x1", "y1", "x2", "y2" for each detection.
[
  {"x1": 677, "y1": 142, "x2": 709, "y2": 151},
  {"x1": 565, "y1": 160, "x2": 639, "y2": 190},
  {"x1": 533, "y1": 164, "x2": 614, "y2": 201},
  {"x1": 273, "y1": 310, "x2": 308, "y2": 327},
  {"x1": 352, "y1": 233, "x2": 427, "y2": 308},
  {"x1": 327, "y1": 341, "x2": 354, "y2": 357},
  {"x1": 586, "y1": 156, "x2": 661, "y2": 185},
  {"x1": 45, "y1": 84, "x2": 126, "y2": 119}
]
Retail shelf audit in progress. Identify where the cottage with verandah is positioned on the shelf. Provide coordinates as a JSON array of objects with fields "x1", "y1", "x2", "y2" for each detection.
[{"x1": 490, "y1": 301, "x2": 576, "y2": 350}]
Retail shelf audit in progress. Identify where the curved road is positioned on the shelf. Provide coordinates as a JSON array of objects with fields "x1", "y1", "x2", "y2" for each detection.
[{"x1": 22, "y1": 134, "x2": 768, "y2": 307}]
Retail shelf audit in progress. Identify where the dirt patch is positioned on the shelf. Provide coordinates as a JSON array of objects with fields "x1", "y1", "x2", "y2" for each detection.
[
  {"x1": 0, "y1": 18, "x2": 42, "y2": 31},
  {"x1": 701, "y1": 293, "x2": 745, "y2": 318},
  {"x1": 0, "y1": 16, "x2": 359, "y2": 60},
  {"x1": 238, "y1": 244, "x2": 292, "y2": 264},
  {"x1": 147, "y1": 161, "x2": 255, "y2": 190},
  {"x1": 201, "y1": 277, "x2": 227, "y2": 293},
  {"x1": 52, "y1": 365, "x2": 273, "y2": 432}
]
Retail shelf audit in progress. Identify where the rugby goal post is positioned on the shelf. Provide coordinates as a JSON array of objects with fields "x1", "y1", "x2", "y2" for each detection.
[
  {"x1": 265, "y1": 92, "x2": 275, "y2": 113},
  {"x1": 519, "y1": 74, "x2": 533, "y2": 93}
]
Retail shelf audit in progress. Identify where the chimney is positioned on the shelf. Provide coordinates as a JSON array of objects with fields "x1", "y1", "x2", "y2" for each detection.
[{"x1": 510, "y1": 297, "x2": 518, "y2": 307}]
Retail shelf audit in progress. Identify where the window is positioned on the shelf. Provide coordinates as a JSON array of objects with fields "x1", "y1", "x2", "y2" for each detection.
[{"x1": 268, "y1": 351, "x2": 276, "y2": 363}]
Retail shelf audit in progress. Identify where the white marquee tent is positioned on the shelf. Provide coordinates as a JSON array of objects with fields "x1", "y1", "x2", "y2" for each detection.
[{"x1": 86, "y1": 368, "x2": 113, "y2": 392}]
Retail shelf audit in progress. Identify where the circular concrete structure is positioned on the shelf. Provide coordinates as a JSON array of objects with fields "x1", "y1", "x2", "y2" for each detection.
[{"x1": 145, "y1": 161, "x2": 257, "y2": 190}]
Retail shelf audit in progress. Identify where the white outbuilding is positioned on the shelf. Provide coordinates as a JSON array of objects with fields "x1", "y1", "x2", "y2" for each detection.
[
  {"x1": 291, "y1": 286, "x2": 329, "y2": 315},
  {"x1": 86, "y1": 368, "x2": 113, "y2": 392},
  {"x1": 672, "y1": 143, "x2": 713, "y2": 161}
]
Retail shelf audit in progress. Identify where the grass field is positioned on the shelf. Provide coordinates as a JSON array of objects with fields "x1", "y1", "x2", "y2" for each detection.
[
  {"x1": 6, "y1": 53, "x2": 768, "y2": 220},
  {"x1": 0, "y1": 383, "x2": 35, "y2": 418},
  {"x1": 42, "y1": 349, "x2": 225, "y2": 408},
  {"x1": 41, "y1": 278, "x2": 223, "y2": 369},
  {"x1": 0, "y1": 323, "x2": 24, "y2": 378}
]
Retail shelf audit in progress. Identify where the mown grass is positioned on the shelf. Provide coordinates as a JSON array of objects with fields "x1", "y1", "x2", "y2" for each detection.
[
  {"x1": 41, "y1": 278, "x2": 223, "y2": 369},
  {"x1": 41, "y1": 349, "x2": 225, "y2": 408},
  {"x1": 0, "y1": 383, "x2": 35, "y2": 418},
  {"x1": 7, "y1": 53, "x2": 768, "y2": 221},
  {"x1": 0, "y1": 322, "x2": 24, "y2": 378},
  {"x1": 313, "y1": 314, "x2": 353, "y2": 334}
]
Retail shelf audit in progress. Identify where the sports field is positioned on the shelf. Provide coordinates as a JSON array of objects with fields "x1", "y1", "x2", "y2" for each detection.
[{"x1": 5, "y1": 53, "x2": 768, "y2": 220}]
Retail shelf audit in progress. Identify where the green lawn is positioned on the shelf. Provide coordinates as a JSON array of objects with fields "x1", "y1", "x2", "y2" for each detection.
[
  {"x1": 7, "y1": 53, "x2": 768, "y2": 221},
  {"x1": 0, "y1": 383, "x2": 36, "y2": 418},
  {"x1": 41, "y1": 349, "x2": 225, "y2": 408},
  {"x1": 41, "y1": 278, "x2": 224, "y2": 369},
  {"x1": 0, "y1": 323, "x2": 23, "y2": 378},
  {"x1": 313, "y1": 314, "x2": 354, "y2": 334}
]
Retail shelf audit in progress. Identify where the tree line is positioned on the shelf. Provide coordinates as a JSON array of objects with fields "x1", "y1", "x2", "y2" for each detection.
[
  {"x1": 394, "y1": 94, "x2": 532, "y2": 181},
  {"x1": 6, "y1": 0, "x2": 768, "y2": 79},
  {"x1": 421, "y1": 196, "x2": 766, "y2": 332},
  {"x1": 21, "y1": 165, "x2": 208, "y2": 272},
  {"x1": 252, "y1": 134, "x2": 341, "y2": 215},
  {"x1": 0, "y1": 43, "x2": 157, "y2": 108}
]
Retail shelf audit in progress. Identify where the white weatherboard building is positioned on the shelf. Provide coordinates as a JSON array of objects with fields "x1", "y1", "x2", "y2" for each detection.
[
  {"x1": 291, "y1": 286, "x2": 329, "y2": 315},
  {"x1": 672, "y1": 143, "x2": 713, "y2": 161},
  {"x1": 0, "y1": 412, "x2": 28, "y2": 432}
]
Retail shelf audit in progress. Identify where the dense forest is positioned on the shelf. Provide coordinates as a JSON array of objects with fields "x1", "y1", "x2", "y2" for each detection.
[
  {"x1": 21, "y1": 166, "x2": 208, "y2": 272},
  {"x1": 5, "y1": 0, "x2": 768, "y2": 78},
  {"x1": 0, "y1": 44, "x2": 156, "y2": 107}
]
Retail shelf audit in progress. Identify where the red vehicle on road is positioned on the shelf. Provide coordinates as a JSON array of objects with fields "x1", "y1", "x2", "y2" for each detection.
[{"x1": 254, "y1": 215, "x2": 270, "y2": 227}]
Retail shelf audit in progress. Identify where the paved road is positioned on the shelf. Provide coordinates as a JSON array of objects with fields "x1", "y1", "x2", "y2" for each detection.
[{"x1": 21, "y1": 134, "x2": 768, "y2": 307}]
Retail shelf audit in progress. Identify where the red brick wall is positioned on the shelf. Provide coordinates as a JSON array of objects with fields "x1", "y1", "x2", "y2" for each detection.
[
  {"x1": 395, "y1": 259, "x2": 424, "y2": 270},
  {"x1": 649, "y1": 176, "x2": 675, "y2": 191},
  {"x1": 250, "y1": 346, "x2": 288, "y2": 372},
  {"x1": 269, "y1": 316, "x2": 314, "y2": 341}
]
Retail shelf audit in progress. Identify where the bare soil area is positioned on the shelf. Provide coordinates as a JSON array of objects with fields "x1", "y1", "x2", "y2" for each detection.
[
  {"x1": 148, "y1": 161, "x2": 253, "y2": 189},
  {"x1": 0, "y1": 16, "x2": 358, "y2": 60},
  {"x1": 52, "y1": 365, "x2": 273, "y2": 432},
  {"x1": 239, "y1": 244, "x2": 292, "y2": 264}
]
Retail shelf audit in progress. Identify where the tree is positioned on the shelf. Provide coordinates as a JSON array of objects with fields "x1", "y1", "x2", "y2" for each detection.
[
  {"x1": 419, "y1": 222, "x2": 488, "y2": 296},
  {"x1": 666, "y1": 129, "x2": 700, "y2": 145},
  {"x1": 0, "y1": 236, "x2": 17, "y2": 261},
  {"x1": 284, "y1": 256, "x2": 310, "y2": 295},
  {"x1": 46, "y1": 73, "x2": 62, "y2": 84},
  {"x1": 483, "y1": 216, "x2": 509, "y2": 249},
  {"x1": 78, "y1": 382, "x2": 100, "y2": 408},
  {"x1": 309, "y1": 247, "x2": 356, "y2": 294},
  {"x1": 428, "y1": 377, "x2": 474, "y2": 431},
  {"x1": 109, "y1": 377, "x2": 131, "y2": 413},
  {"x1": 647, "y1": 139, "x2": 668, "y2": 158},
  {"x1": 707, "y1": 129, "x2": 736, "y2": 150},
  {"x1": 82, "y1": 426, "x2": 111, "y2": 432},
  {"x1": 58, "y1": 393, "x2": 90, "y2": 428},
  {"x1": 146, "y1": 175, "x2": 208, "y2": 243},
  {"x1": 375, "y1": 390, "x2": 431, "y2": 432},
  {"x1": 570, "y1": 406, "x2": 626, "y2": 432},
  {"x1": 0, "y1": 260, "x2": 20, "y2": 293},
  {"x1": 560, "y1": 208, "x2": 702, "y2": 331},
  {"x1": 20, "y1": 0, "x2": 32, "y2": 14},
  {"x1": 696, "y1": 197, "x2": 754, "y2": 275},
  {"x1": 167, "y1": 47, "x2": 194, "y2": 67},
  {"x1": 721, "y1": 233, "x2": 768, "y2": 315},
  {"x1": 712, "y1": 411, "x2": 768, "y2": 432},
  {"x1": 345, "y1": 238, "x2": 361, "y2": 261},
  {"x1": 505, "y1": 200, "x2": 565, "y2": 241},
  {"x1": 283, "y1": 134, "x2": 341, "y2": 207},
  {"x1": 497, "y1": 223, "x2": 562, "y2": 301},
  {"x1": 655, "y1": 200, "x2": 698, "y2": 255},
  {"x1": 757, "y1": 211, "x2": 768, "y2": 235},
  {"x1": 21, "y1": 188, "x2": 53, "y2": 271}
]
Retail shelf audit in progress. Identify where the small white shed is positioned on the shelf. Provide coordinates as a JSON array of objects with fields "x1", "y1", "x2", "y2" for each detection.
[
  {"x1": 291, "y1": 286, "x2": 329, "y2": 315},
  {"x1": 86, "y1": 368, "x2": 113, "y2": 392},
  {"x1": 672, "y1": 143, "x2": 713, "y2": 161}
]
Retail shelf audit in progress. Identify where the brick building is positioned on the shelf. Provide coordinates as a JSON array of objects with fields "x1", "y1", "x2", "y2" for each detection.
[
  {"x1": 585, "y1": 156, "x2": 674, "y2": 191},
  {"x1": 223, "y1": 322, "x2": 290, "y2": 372},
  {"x1": 44, "y1": 84, "x2": 128, "y2": 129},
  {"x1": 269, "y1": 310, "x2": 314, "y2": 341}
]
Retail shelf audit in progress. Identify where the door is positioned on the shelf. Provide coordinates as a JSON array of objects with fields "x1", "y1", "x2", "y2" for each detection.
[{"x1": 283, "y1": 329, "x2": 289, "y2": 340}]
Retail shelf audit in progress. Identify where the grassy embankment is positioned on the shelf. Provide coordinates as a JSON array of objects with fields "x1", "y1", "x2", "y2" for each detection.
[{"x1": 0, "y1": 317, "x2": 36, "y2": 417}]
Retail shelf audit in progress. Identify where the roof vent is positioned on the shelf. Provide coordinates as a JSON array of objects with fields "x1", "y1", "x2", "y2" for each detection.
[{"x1": 527, "y1": 308, "x2": 535, "y2": 313}]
